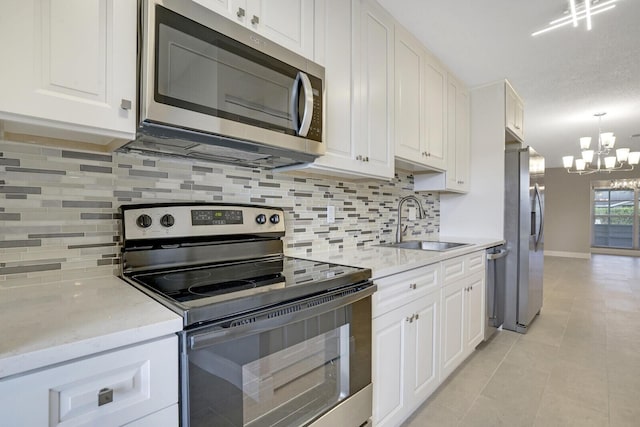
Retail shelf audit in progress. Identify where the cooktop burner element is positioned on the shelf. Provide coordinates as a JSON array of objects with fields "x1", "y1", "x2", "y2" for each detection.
[{"x1": 119, "y1": 203, "x2": 372, "y2": 327}]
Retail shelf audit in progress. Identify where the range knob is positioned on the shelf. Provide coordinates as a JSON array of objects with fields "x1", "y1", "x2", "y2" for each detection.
[
  {"x1": 136, "y1": 214, "x2": 152, "y2": 228},
  {"x1": 160, "y1": 214, "x2": 175, "y2": 228},
  {"x1": 269, "y1": 214, "x2": 280, "y2": 224},
  {"x1": 256, "y1": 214, "x2": 267, "y2": 224}
]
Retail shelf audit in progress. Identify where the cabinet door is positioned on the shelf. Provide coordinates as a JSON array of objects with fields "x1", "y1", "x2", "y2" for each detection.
[
  {"x1": 440, "y1": 280, "x2": 465, "y2": 381},
  {"x1": 407, "y1": 292, "x2": 440, "y2": 405},
  {"x1": 423, "y1": 52, "x2": 447, "y2": 170},
  {"x1": 193, "y1": 0, "x2": 234, "y2": 18},
  {"x1": 394, "y1": 27, "x2": 424, "y2": 164},
  {"x1": 454, "y1": 84, "x2": 470, "y2": 191},
  {"x1": 505, "y1": 82, "x2": 524, "y2": 141},
  {"x1": 247, "y1": 0, "x2": 314, "y2": 59},
  {"x1": 312, "y1": 0, "x2": 355, "y2": 168},
  {"x1": 352, "y1": 0, "x2": 395, "y2": 179},
  {"x1": 446, "y1": 74, "x2": 470, "y2": 191},
  {"x1": 465, "y1": 272, "x2": 486, "y2": 353},
  {"x1": 372, "y1": 306, "x2": 409, "y2": 427},
  {"x1": 0, "y1": 0, "x2": 136, "y2": 143}
]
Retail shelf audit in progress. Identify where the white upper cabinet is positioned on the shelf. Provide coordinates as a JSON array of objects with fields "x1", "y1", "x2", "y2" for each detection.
[
  {"x1": 0, "y1": 0, "x2": 136, "y2": 150},
  {"x1": 194, "y1": 0, "x2": 314, "y2": 59},
  {"x1": 352, "y1": 0, "x2": 395, "y2": 178},
  {"x1": 445, "y1": 73, "x2": 470, "y2": 192},
  {"x1": 505, "y1": 80, "x2": 524, "y2": 141},
  {"x1": 283, "y1": 0, "x2": 394, "y2": 180},
  {"x1": 394, "y1": 28, "x2": 446, "y2": 172},
  {"x1": 423, "y1": 51, "x2": 448, "y2": 170},
  {"x1": 394, "y1": 27, "x2": 424, "y2": 166},
  {"x1": 413, "y1": 72, "x2": 470, "y2": 193}
]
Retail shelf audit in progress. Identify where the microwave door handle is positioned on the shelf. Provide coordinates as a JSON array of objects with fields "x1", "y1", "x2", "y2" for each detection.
[{"x1": 290, "y1": 72, "x2": 314, "y2": 137}]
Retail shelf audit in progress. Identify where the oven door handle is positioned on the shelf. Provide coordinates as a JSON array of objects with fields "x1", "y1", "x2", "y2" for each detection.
[{"x1": 189, "y1": 284, "x2": 376, "y2": 350}]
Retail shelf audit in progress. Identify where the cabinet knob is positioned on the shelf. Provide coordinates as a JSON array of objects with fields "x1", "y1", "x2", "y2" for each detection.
[
  {"x1": 251, "y1": 15, "x2": 260, "y2": 25},
  {"x1": 365, "y1": 156, "x2": 369, "y2": 162},
  {"x1": 415, "y1": 313, "x2": 419, "y2": 320},
  {"x1": 356, "y1": 155, "x2": 362, "y2": 161},
  {"x1": 406, "y1": 314, "x2": 415, "y2": 323},
  {"x1": 120, "y1": 99, "x2": 132, "y2": 110},
  {"x1": 98, "y1": 388, "x2": 113, "y2": 406},
  {"x1": 237, "y1": 7, "x2": 245, "y2": 18},
  {"x1": 409, "y1": 283, "x2": 417, "y2": 290}
]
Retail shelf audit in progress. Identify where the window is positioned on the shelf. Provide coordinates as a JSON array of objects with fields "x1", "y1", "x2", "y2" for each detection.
[{"x1": 592, "y1": 187, "x2": 640, "y2": 249}]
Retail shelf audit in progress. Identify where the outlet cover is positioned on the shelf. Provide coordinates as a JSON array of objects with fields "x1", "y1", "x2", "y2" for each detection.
[
  {"x1": 327, "y1": 205, "x2": 335, "y2": 223},
  {"x1": 408, "y1": 207, "x2": 417, "y2": 221}
]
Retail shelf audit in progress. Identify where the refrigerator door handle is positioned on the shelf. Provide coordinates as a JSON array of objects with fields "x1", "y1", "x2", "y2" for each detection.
[{"x1": 534, "y1": 183, "x2": 544, "y2": 251}]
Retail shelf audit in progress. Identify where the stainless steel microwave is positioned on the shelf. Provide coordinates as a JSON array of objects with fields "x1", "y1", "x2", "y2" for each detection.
[{"x1": 123, "y1": 0, "x2": 325, "y2": 168}]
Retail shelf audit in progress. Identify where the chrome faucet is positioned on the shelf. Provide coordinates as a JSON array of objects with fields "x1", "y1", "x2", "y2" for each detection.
[{"x1": 396, "y1": 195, "x2": 426, "y2": 243}]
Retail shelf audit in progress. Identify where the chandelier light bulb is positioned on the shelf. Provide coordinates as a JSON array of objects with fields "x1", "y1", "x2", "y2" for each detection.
[
  {"x1": 616, "y1": 148, "x2": 630, "y2": 162},
  {"x1": 600, "y1": 132, "x2": 615, "y2": 148},
  {"x1": 575, "y1": 159, "x2": 586, "y2": 170},
  {"x1": 604, "y1": 156, "x2": 616, "y2": 169},
  {"x1": 580, "y1": 137, "x2": 592, "y2": 150},
  {"x1": 562, "y1": 155, "x2": 574, "y2": 168},
  {"x1": 582, "y1": 150, "x2": 594, "y2": 163},
  {"x1": 628, "y1": 152, "x2": 640, "y2": 165}
]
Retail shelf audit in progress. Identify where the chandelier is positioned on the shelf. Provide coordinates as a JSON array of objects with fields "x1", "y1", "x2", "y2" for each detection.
[{"x1": 562, "y1": 112, "x2": 640, "y2": 175}]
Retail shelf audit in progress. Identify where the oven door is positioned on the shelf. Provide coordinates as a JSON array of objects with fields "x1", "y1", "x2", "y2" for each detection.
[{"x1": 180, "y1": 284, "x2": 374, "y2": 427}]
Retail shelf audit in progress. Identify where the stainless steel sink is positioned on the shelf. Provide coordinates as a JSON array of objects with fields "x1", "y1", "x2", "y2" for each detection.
[{"x1": 376, "y1": 240, "x2": 471, "y2": 251}]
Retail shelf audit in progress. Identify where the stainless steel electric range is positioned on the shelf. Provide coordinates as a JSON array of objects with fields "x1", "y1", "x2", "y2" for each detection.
[{"x1": 119, "y1": 203, "x2": 375, "y2": 427}]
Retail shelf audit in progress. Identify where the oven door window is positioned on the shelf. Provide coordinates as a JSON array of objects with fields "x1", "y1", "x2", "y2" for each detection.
[
  {"x1": 154, "y1": 5, "x2": 321, "y2": 140},
  {"x1": 185, "y1": 302, "x2": 369, "y2": 427}
]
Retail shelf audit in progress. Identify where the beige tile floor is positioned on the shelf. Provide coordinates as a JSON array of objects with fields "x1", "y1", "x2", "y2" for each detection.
[{"x1": 402, "y1": 255, "x2": 640, "y2": 427}]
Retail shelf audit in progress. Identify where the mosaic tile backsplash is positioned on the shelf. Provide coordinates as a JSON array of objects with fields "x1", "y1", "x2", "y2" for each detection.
[{"x1": 0, "y1": 138, "x2": 439, "y2": 288}]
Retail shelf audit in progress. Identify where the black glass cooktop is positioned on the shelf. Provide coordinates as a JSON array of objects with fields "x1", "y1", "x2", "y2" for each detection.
[{"x1": 127, "y1": 256, "x2": 372, "y2": 326}]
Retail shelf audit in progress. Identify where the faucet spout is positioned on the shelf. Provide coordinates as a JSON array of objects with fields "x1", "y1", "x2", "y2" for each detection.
[{"x1": 395, "y1": 195, "x2": 426, "y2": 243}]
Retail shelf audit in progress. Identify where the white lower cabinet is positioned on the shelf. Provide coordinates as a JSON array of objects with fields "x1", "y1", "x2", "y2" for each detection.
[
  {"x1": 373, "y1": 291, "x2": 439, "y2": 427},
  {"x1": 0, "y1": 335, "x2": 178, "y2": 427},
  {"x1": 372, "y1": 250, "x2": 487, "y2": 427},
  {"x1": 440, "y1": 277, "x2": 466, "y2": 380},
  {"x1": 440, "y1": 252, "x2": 486, "y2": 382}
]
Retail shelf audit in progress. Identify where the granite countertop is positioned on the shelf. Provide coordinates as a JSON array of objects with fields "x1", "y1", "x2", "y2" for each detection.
[
  {"x1": 0, "y1": 276, "x2": 182, "y2": 379},
  {"x1": 292, "y1": 237, "x2": 505, "y2": 279}
]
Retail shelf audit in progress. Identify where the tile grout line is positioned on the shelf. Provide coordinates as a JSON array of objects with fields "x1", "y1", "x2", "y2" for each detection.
[{"x1": 455, "y1": 334, "x2": 521, "y2": 426}]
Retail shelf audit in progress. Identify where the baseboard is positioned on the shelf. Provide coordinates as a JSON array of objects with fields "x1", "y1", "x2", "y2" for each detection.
[
  {"x1": 591, "y1": 247, "x2": 640, "y2": 257},
  {"x1": 544, "y1": 251, "x2": 591, "y2": 259}
]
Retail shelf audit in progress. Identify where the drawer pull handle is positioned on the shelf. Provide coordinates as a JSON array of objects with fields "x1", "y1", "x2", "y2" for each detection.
[
  {"x1": 415, "y1": 313, "x2": 419, "y2": 320},
  {"x1": 237, "y1": 7, "x2": 245, "y2": 18},
  {"x1": 409, "y1": 283, "x2": 417, "y2": 290},
  {"x1": 98, "y1": 387, "x2": 113, "y2": 406},
  {"x1": 406, "y1": 314, "x2": 415, "y2": 323},
  {"x1": 251, "y1": 15, "x2": 260, "y2": 25}
]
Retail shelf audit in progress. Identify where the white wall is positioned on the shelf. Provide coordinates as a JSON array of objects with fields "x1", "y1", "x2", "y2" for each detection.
[{"x1": 439, "y1": 82, "x2": 505, "y2": 239}]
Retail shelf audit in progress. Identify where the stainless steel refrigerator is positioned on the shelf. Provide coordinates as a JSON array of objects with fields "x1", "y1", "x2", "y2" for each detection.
[{"x1": 503, "y1": 145, "x2": 544, "y2": 333}]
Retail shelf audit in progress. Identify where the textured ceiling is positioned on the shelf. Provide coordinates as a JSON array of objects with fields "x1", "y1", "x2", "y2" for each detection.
[{"x1": 377, "y1": 0, "x2": 640, "y2": 167}]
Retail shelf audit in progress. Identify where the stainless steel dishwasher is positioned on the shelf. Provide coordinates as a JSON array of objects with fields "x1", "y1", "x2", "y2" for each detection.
[{"x1": 485, "y1": 245, "x2": 508, "y2": 340}]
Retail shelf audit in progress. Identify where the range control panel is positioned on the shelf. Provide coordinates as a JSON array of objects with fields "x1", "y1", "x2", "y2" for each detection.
[{"x1": 121, "y1": 204, "x2": 285, "y2": 240}]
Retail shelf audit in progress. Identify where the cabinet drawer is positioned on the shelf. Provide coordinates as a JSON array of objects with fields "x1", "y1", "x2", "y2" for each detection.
[
  {"x1": 0, "y1": 335, "x2": 178, "y2": 427},
  {"x1": 373, "y1": 264, "x2": 439, "y2": 317},
  {"x1": 442, "y1": 251, "x2": 486, "y2": 286},
  {"x1": 467, "y1": 251, "x2": 486, "y2": 274},
  {"x1": 441, "y1": 257, "x2": 465, "y2": 286}
]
